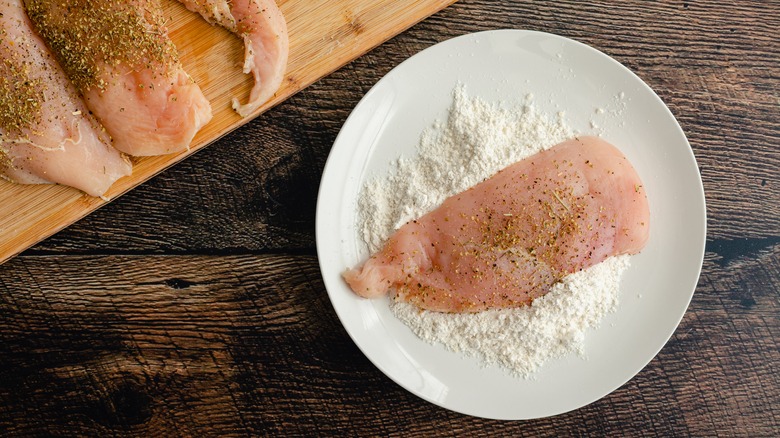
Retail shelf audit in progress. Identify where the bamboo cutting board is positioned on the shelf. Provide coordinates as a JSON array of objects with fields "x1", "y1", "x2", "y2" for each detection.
[{"x1": 0, "y1": 0, "x2": 457, "y2": 265}]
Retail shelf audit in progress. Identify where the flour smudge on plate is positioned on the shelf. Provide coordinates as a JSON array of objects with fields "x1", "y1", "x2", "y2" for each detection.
[{"x1": 357, "y1": 86, "x2": 631, "y2": 378}]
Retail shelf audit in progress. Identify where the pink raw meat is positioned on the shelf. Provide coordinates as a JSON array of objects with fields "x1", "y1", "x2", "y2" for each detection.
[
  {"x1": 344, "y1": 136, "x2": 650, "y2": 313},
  {"x1": 24, "y1": 0, "x2": 213, "y2": 156},
  {"x1": 176, "y1": 0, "x2": 288, "y2": 117},
  {"x1": 0, "y1": 0, "x2": 131, "y2": 196}
]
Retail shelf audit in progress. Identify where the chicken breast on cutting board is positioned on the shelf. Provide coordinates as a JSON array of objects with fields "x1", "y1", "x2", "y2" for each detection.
[
  {"x1": 0, "y1": 0, "x2": 131, "y2": 197},
  {"x1": 23, "y1": 0, "x2": 212, "y2": 156},
  {"x1": 176, "y1": 0, "x2": 288, "y2": 117},
  {"x1": 344, "y1": 136, "x2": 650, "y2": 313}
]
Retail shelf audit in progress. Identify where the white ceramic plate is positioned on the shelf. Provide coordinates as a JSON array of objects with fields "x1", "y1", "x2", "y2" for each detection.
[{"x1": 315, "y1": 30, "x2": 706, "y2": 420}]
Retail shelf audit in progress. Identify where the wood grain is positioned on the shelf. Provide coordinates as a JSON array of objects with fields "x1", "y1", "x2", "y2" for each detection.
[
  {"x1": 0, "y1": 0, "x2": 457, "y2": 266},
  {"x1": 1, "y1": 0, "x2": 779, "y2": 435},
  {"x1": 0, "y1": 252, "x2": 777, "y2": 435}
]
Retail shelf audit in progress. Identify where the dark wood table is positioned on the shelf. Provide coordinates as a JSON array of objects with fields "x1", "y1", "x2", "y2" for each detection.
[{"x1": 1, "y1": 0, "x2": 778, "y2": 435}]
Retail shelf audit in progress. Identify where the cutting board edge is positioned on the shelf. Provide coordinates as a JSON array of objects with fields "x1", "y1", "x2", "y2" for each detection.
[{"x1": 0, "y1": 0, "x2": 458, "y2": 265}]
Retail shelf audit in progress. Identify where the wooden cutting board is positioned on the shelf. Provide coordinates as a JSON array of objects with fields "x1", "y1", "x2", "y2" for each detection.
[{"x1": 0, "y1": 0, "x2": 457, "y2": 265}]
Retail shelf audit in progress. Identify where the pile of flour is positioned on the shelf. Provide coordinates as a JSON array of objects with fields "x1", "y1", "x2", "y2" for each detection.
[{"x1": 357, "y1": 86, "x2": 630, "y2": 378}]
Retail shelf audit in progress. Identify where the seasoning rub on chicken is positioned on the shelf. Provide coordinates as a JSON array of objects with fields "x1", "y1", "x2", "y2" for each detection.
[
  {"x1": 0, "y1": 0, "x2": 131, "y2": 196},
  {"x1": 176, "y1": 0, "x2": 288, "y2": 117},
  {"x1": 344, "y1": 136, "x2": 650, "y2": 313},
  {"x1": 23, "y1": 0, "x2": 213, "y2": 156}
]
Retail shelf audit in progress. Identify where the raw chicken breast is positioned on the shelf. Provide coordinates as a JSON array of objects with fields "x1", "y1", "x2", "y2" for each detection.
[
  {"x1": 24, "y1": 0, "x2": 213, "y2": 156},
  {"x1": 344, "y1": 136, "x2": 650, "y2": 313},
  {"x1": 177, "y1": 0, "x2": 288, "y2": 116},
  {"x1": 0, "y1": 0, "x2": 131, "y2": 197}
]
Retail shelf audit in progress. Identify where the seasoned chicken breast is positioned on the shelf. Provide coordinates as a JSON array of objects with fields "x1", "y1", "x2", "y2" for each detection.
[
  {"x1": 0, "y1": 0, "x2": 131, "y2": 196},
  {"x1": 344, "y1": 137, "x2": 650, "y2": 313},
  {"x1": 24, "y1": 0, "x2": 212, "y2": 156},
  {"x1": 177, "y1": 0, "x2": 288, "y2": 116}
]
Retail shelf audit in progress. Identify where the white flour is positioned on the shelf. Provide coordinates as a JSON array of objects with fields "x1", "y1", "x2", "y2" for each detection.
[
  {"x1": 357, "y1": 86, "x2": 630, "y2": 378},
  {"x1": 391, "y1": 255, "x2": 629, "y2": 378}
]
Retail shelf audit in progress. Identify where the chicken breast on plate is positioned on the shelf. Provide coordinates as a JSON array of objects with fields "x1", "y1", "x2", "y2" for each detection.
[{"x1": 344, "y1": 136, "x2": 650, "y2": 313}]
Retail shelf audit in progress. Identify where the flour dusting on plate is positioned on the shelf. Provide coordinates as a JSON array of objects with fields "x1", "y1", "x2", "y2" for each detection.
[{"x1": 357, "y1": 86, "x2": 631, "y2": 378}]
